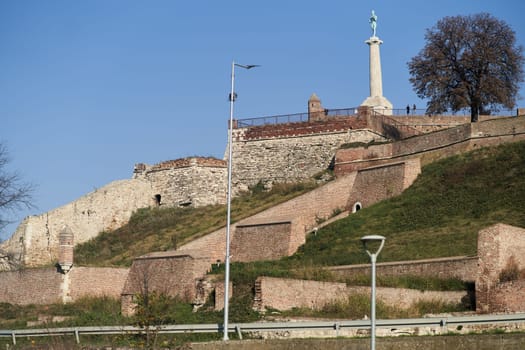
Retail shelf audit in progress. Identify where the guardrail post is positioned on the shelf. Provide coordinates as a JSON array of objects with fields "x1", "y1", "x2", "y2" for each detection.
[
  {"x1": 334, "y1": 322, "x2": 340, "y2": 337},
  {"x1": 235, "y1": 326, "x2": 242, "y2": 340},
  {"x1": 440, "y1": 319, "x2": 447, "y2": 334},
  {"x1": 75, "y1": 328, "x2": 80, "y2": 344},
  {"x1": 11, "y1": 332, "x2": 16, "y2": 345}
]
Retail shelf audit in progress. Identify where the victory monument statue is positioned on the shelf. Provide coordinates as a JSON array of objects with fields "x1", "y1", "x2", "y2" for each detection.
[{"x1": 361, "y1": 10, "x2": 393, "y2": 115}]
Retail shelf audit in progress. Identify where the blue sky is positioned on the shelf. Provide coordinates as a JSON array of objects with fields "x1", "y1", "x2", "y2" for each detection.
[{"x1": 1, "y1": 0, "x2": 524, "y2": 240}]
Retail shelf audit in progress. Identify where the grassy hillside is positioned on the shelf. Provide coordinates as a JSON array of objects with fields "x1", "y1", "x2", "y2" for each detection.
[
  {"x1": 292, "y1": 139, "x2": 525, "y2": 266},
  {"x1": 74, "y1": 181, "x2": 319, "y2": 266},
  {"x1": 76, "y1": 140, "x2": 525, "y2": 269}
]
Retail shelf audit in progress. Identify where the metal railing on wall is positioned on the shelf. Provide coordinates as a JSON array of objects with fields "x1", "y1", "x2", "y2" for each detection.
[
  {"x1": 1, "y1": 313, "x2": 525, "y2": 345},
  {"x1": 234, "y1": 107, "x2": 517, "y2": 128},
  {"x1": 236, "y1": 108, "x2": 359, "y2": 128}
]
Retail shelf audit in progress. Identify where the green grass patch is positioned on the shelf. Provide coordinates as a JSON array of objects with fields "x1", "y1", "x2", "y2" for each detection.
[{"x1": 74, "y1": 181, "x2": 318, "y2": 266}]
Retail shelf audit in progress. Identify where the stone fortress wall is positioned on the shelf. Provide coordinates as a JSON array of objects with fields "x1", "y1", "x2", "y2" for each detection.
[
  {"x1": 0, "y1": 107, "x2": 524, "y2": 315},
  {"x1": 0, "y1": 179, "x2": 154, "y2": 267}
]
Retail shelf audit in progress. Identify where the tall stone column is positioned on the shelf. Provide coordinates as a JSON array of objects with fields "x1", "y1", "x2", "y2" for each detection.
[
  {"x1": 360, "y1": 10, "x2": 393, "y2": 115},
  {"x1": 368, "y1": 37, "x2": 384, "y2": 98},
  {"x1": 361, "y1": 36, "x2": 393, "y2": 115}
]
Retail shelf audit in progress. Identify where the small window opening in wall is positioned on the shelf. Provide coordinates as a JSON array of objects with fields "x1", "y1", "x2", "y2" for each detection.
[
  {"x1": 352, "y1": 202, "x2": 362, "y2": 213},
  {"x1": 154, "y1": 194, "x2": 161, "y2": 206}
]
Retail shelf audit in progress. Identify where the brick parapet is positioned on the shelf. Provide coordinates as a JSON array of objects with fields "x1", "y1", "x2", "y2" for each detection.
[
  {"x1": 334, "y1": 116, "x2": 525, "y2": 176},
  {"x1": 234, "y1": 116, "x2": 368, "y2": 141},
  {"x1": 254, "y1": 276, "x2": 466, "y2": 312},
  {"x1": 328, "y1": 256, "x2": 478, "y2": 282}
]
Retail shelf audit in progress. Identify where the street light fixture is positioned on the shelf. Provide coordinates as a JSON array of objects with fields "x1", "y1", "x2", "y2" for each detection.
[
  {"x1": 223, "y1": 60, "x2": 259, "y2": 341},
  {"x1": 360, "y1": 234, "x2": 386, "y2": 350}
]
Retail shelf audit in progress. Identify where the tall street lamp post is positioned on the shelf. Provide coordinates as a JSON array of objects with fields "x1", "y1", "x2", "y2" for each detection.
[
  {"x1": 223, "y1": 61, "x2": 259, "y2": 341},
  {"x1": 360, "y1": 235, "x2": 386, "y2": 350}
]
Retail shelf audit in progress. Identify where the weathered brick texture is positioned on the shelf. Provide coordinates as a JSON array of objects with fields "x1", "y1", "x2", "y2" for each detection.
[
  {"x1": 231, "y1": 221, "x2": 293, "y2": 262},
  {"x1": 476, "y1": 224, "x2": 525, "y2": 313},
  {"x1": 230, "y1": 122, "x2": 382, "y2": 192},
  {"x1": 335, "y1": 116, "x2": 525, "y2": 176},
  {"x1": 329, "y1": 256, "x2": 478, "y2": 282},
  {"x1": 180, "y1": 173, "x2": 359, "y2": 262},
  {"x1": 346, "y1": 159, "x2": 420, "y2": 211},
  {"x1": 121, "y1": 250, "x2": 212, "y2": 316},
  {"x1": 69, "y1": 267, "x2": 128, "y2": 300},
  {"x1": 254, "y1": 276, "x2": 466, "y2": 312},
  {"x1": 0, "y1": 266, "x2": 128, "y2": 305}
]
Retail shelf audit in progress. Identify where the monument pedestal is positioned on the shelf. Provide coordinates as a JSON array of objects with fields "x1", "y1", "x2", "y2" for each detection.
[{"x1": 360, "y1": 36, "x2": 393, "y2": 115}]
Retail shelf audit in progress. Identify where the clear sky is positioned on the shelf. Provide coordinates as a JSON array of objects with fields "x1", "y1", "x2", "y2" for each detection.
[{"x1": 1, "y1": 0, "x2": 524, "y2": 240}]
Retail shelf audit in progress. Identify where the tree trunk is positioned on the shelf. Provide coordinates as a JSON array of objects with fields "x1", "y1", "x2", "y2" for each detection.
[{"x1": 470, "y1": 104, "x2": 479, "y2": 123}]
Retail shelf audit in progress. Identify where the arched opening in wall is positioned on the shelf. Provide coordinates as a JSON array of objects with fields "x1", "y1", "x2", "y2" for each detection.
[
  {"x1": 154, "y1": 194, "x2": 161, "y2": 206},
  {"x1": 352, "y1": 202, "x2": 362, "y2": 213}
]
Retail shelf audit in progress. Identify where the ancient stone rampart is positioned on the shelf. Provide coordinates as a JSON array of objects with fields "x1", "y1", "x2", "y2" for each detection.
[
  {"x1": 229, "y1": 116, "x2": 384, "y2": 192},
  {"x1": 0, "y1": 179, "x2": 153, "y2": 267},
  {"x1": 133, "y1": 157, "x2": 227, "y2": 207}
]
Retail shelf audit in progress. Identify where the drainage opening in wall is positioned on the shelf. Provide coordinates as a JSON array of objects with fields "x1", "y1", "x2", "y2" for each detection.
[
  {"x1": 352, "y1": 202, "x2": 362, "y2": 213},
  {"x1": 154, "y1": 194, "x2": 161, "y2": 206}
]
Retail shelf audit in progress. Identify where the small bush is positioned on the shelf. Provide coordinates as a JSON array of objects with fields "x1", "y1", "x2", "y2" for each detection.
[{"x1": 499, "y1": 256, "x2": 522, "y2": 283}]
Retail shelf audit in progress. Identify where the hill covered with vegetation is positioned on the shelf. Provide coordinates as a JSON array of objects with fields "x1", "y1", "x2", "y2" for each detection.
[{"x1": 76, "y1": 140, "x2": 525, "y2": 270}]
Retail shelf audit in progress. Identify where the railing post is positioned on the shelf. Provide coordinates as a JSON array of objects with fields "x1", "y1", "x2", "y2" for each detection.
[
  {"x1": 75, "y1": 328, "x2": 80, "y2": 344},
  {"x1": 11, "y1": 331, "x2": 16, "y2": 345},
  {"x1": 235, "y1": 325, "x2": 243, "y2": 340}
]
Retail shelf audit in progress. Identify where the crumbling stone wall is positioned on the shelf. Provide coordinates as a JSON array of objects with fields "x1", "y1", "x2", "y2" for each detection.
[
  {"x1": 0, "y1": 179, "x2": 154, "y2": 267},
  {"x1": 229, "y1": 116, "x2": 382, "y2": 192},
  {"x1": 133, "y1": 157, "x2": 227, "y2": 207}
]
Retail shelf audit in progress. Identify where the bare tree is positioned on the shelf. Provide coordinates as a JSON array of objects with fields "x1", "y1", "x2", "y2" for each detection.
[
  {"x1": 0, "y1": 143, "x2": 34, "y2": 236},
  {"x1": 408, "y1": 13, "x2": 524, "y2": 122}
]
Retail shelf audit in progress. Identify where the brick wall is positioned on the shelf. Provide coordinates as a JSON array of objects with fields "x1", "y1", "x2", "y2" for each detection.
[
  {"x1": 334, "y1": 116, "x2": 525, "y2": 176},
  {"x1": 231, "y1": 221, "x2": 292, "y2": 262},
  {"x1": 179, "y1": 172, "x2": 358, "y2": 262},
  {"x1": 346, "y1": 159, "x2": 420, "y2": 211},
  {"x1": 0, "y1": 266, "x2": 130, "y2": 305},
  {"x1": 488, "y1": 280, "x2": 525, "y2": 313},
  {"x1": 68, "y1": 267, "x2": 128, "y2": 301},
  {"x1": 121, "y1": 250, "x2": 212, "y2": 316},
  {"x1": 476, "y1": 224, "x2": 525, "y2": 313},
  {"x1": 254, "y1": 276, "x2": 466, "y2": 312},
  {"x1": 328, "y1": 256, "x2": 478, "y2": 282},
  {"x1": 0, "y1": 268, "x2": 63, "y2": 305}
]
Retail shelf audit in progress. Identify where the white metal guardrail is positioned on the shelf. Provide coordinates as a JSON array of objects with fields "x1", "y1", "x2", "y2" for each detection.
[{"x1": 1, "y1": 313, "x2": 525, "y2": 345}]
